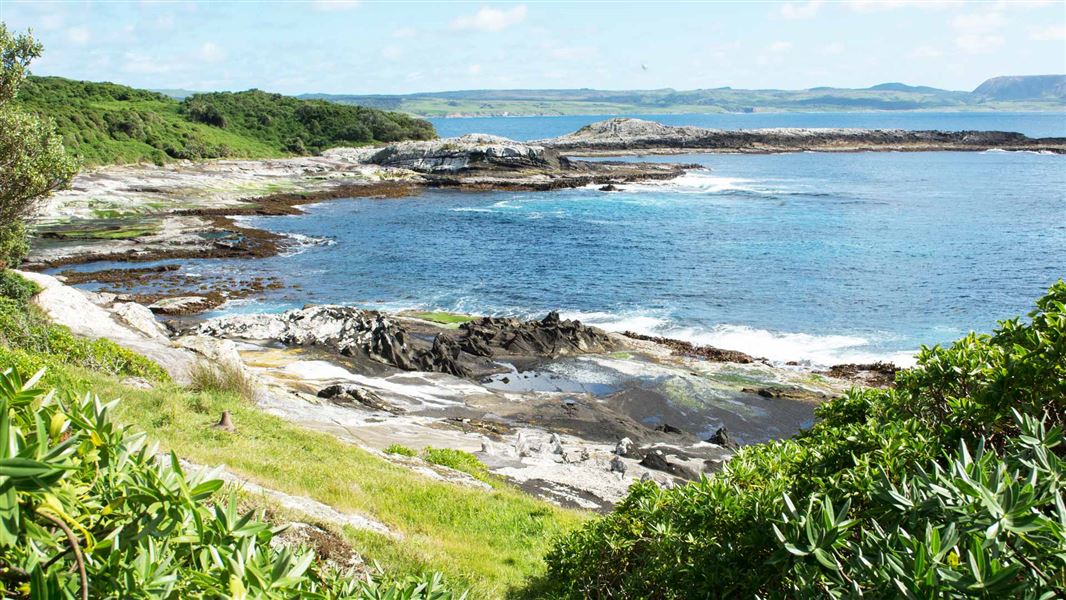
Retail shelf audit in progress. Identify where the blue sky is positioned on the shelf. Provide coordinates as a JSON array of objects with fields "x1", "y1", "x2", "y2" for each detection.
[{"x1": 1, "y1": 1, "x2": 1064, "y2": 95}]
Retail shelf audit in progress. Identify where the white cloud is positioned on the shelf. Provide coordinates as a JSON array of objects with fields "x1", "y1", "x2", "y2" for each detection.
[
  {"x1": 468, "y1": 64, "x2": 482, "y2": 75},
  {"x1": 66, "y1": 27, "x2": 90, "y2": 44},
  {"x1": 820, "y1": 42, "x2": 845, "y2": 55},
  {"x1": 381, "y1": 45, "x2": 403, "y2": 60},
  {"x1": 392, "y1": 27, "x2": 417, "y2": 39},
  {"x1": 951, "y1": 11, "x2": 1005, "y2": 31},
  {"x1": 1030, "y1": 24, "x2": 1066, "y2": 41},
  {"x1": 451, "y1": 5, "x2": 528, "y2": 32},
  {"x1": 779, "y1": 0, "x2": 823, "y2": 19},
  {"x1": 909, "y1": 45, "x2": 943, "y2": 58},
  {"x1": 311, "y1": 0, "x2": 361, "y2": 11},
  {"x1": 951, "y1": 10, "x2": 1006, "y2": 54},
  {"x1": 41, "y1": 14, "x2": 64, "y2": 31},
  {"x1": 549, "y1": 46, "x2": 597, "y2": 61},
  {"x1": 847, "y1": 1, "x2": 956, "y2": 12},
  {"x1": 123, "y1": 52, "x2": 174, "y2": 75},
  {"x1": 769, "y1": 41, "x2": 793, "y2": 52},
  {"x1": 196, "y1": 42, "x2": 226, "y2": 63}
]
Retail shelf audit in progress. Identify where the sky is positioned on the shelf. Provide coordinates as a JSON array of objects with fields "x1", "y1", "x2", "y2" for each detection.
[{"x1": 1, "y1": 0, "x2": 1064, "y2": 95}]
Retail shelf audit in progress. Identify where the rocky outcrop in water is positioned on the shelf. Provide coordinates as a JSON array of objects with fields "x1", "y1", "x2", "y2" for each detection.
[
  {"x1": 821, "y1": 362, "x2": 899, "y2": 388},
  {"x1": 195, "y1": 307, "x2": 615, "y2": 378},
  {"x1": 538, "y1": 118, "x2": 1066, "y2": 155},
  {"x1": 194, "y1": 305, "x2": 472, "y2": 376},
  {"x1": 622, "y1": 331, "x2": 756, "y2": 363},
  {"x1": 460, "y1": 312, "x2": 615, "y2": 357},
  {"x1": 367, "y1": 134, "x2": 567, "y2": 173}
]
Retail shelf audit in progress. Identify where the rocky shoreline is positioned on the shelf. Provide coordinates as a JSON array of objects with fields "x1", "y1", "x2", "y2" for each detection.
[
  {"x1": 20, "y1": 269, "x2": 883, "y2": 511},
  {"x1": 537, "y1": 117, "x2": 1066, "y2": 155}
]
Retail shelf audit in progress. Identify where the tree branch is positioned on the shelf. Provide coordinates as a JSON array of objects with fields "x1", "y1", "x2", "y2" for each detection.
[{"x1": 37, "y1": 511, "x2": 88, "y2": 600}]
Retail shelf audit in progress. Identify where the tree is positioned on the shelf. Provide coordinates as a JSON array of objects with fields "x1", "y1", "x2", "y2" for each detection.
[{"x1": 0, "y1": 24, "x2": 77, "y2": 267}]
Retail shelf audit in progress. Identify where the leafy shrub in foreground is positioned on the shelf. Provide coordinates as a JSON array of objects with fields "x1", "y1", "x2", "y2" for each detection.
[
  {"x1": 0, "y1": 367, "x2": 465, "y2": 599},
  {"x1": 542, "y1": 281, "x2": 1066, "y2": 598}
]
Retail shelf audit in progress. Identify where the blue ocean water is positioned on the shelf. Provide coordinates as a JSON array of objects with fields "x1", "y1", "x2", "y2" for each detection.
[{"x1": 63, "y1": 113, "x2": 1066, "y2": 366}]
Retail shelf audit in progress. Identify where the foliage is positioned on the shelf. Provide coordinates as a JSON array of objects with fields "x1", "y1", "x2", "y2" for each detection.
[
  {"x1": 188, "y1": 360, "x2": 255, "y2": 402},
  {"x1": 0, "y1": 269, "x2": 39, "y2": 303},
  {"x1": 179, "y1": 89, "x2": 436, "y2": 152},
  {"x1": 420, "y1": 447, "x2": 493, "y2": 483},
  {"x1": 0, "y1": 271, "x2": 168, "y2": 382},
  {"x1": 541, "y1": 280, "x2": 1066, "y2": 598},
  {"x1": 384, "y1": 444, "x2": 417, "y2": 457},
  {"x1": 0, "y1": 26, "x2": 78, "y2": 268},
  {"x1": 0, "y1": 367, "x2": 466, "y2": 599},
  {"x1": 15, "y1": 76, "x2": 436, "y2": 166}
]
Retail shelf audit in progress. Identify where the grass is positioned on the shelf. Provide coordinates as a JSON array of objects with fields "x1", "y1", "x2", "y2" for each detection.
[
  {"x1": 421, "y1": 447, "x2": 494, "y2": 483},
  {"x1": 385, "y1": 444, "x2": 417, "y2": 457},
  {"x1": 405, "y1": 311, "x2": 476, "y2": 328},
  {"x1": 36, "y1": 366, "x2": 584, "y2": 598},
  {"x1": 188, "y1": 360, "x2": 257, "y2": 402}
]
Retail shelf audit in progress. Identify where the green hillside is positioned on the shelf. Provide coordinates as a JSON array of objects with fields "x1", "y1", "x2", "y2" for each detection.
[
  {"x1": 16, "y1": 76, "x2": 435, "y2": 166},
  {"x1": 301, "y1": 76, "x2": 1066, "y2": 117}
]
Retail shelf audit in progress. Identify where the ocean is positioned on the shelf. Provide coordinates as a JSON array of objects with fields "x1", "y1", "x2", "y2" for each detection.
[{"x1": 71, "y1": 112, "x2": 1066, "y2": 367}]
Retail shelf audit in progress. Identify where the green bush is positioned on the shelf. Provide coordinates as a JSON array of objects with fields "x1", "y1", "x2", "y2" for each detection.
[
  {"x1": 541, "y1": 281, "x2": 1066, "y2": 598},
  {"x1": 0, "y1": 270, "x2": 38, "y2": 303},
  {"x1": 0, "y1": 224, "x2": 30, "y2": 268},
  {"x1": 15, "y1": 76, "x2": 437, "y2": 166},
  {"x1": 0, "y1": 367, "x2": 466, "y2": 598},
  {"x1": 385, "y1": 444, "x2": 417, "y2": 457},
  {"x1": 421, "y1": 447, "x2": 492, "y2": 483}
]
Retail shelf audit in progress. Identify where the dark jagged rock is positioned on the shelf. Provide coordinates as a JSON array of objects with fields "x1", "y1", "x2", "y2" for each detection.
[
  {"x1": 317, "y1": 384, "x2": 403, "y2": 414},
  {"x1": 822, "y1": 362, "x2": 899, "y2": 388},
  {"x1": 599, "y1": 184, "x2": 619, "y2": 192},
  {"x1": 639, "y1": 451, "x2": 697, "y2": 480},
  {"x1": 656, "y1": 423, "x2": 683, "y2": 434},
  {"x1": 417, "y1": 334, "x2": 469, "y2": 378},
  {"x1": 741, "y1": 386, "x2": 828, "y2": 401},
  {"x1": 706, "y1": 426, "x2": 739, "y2": 450},
  {"x1": 197, "y1": 307, "x2": 613, "y2": 378},
  {"x1": 623, "y1": 331, "x2": 756, "y2": 363},
  {"x1": 460, "y1": 311, "x2": 615, "y2": 357}
]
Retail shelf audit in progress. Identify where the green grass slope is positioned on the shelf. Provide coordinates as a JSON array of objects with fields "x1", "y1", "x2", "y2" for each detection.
[
  {"x1": 16, "y1": 76, "x2": 436, "y2": 166},
  {"x1": 0, "y1": 271, "x2": 581, "y2": 599}
]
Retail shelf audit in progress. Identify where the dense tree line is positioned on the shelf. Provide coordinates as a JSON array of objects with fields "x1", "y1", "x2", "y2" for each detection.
[{"x1": 15, "y1": 76, "x2": 436, "y2": 167}]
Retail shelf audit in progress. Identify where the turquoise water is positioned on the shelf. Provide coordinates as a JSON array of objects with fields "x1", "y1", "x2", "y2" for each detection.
[{"x1": 62, "y1": 113, "x2": 1066, "y2": 367}]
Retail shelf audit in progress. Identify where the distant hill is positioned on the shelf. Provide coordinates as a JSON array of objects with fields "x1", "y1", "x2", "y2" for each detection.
[
  {"x1": 972, "y1": 75, "x2": 1066, "y2": 101},
  {"x1": 17, "y1": 76, "x2": 436, "y2": 166},
  {"x1": 302, "y1": 76, "x2": 1065, "y2": 117}
]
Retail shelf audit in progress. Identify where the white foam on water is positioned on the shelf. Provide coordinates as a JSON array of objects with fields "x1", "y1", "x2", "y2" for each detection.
[
  {"x1": 608, "y1": 171, "x2": 773, "y2": 195},
  {"x1": 562, "y1": 310, "x2": 917, "y2": 368},
  {"x1": 279, "y1": 232, "x2": 336, "y2": 257}
]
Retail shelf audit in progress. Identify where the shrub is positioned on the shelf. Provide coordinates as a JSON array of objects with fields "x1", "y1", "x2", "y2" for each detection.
[
  {"x1": 188, "y1": 360, "x2": 255, "y2": 401},
  {"x1": 0, "y1": 367, "x2": 465, "y2": 598},
  {"x1": 385, "y1": 444, "x2": 417, "y2": 457},
  {"x1": 421, "y1": 447, "x2": 492, "y2": 483},
  {"x1": 541, "y1": 281, "x2": 1066, "y2": 598},
  {"x1": 0, "y1": 269, "x2": 39, "y2": 303},
  {"x1": 0, "y1": 223, "x2": 30, "y2": 268}
]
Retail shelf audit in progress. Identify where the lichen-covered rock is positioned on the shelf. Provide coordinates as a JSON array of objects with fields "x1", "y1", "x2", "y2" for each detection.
[{"x1": 367, "y1": 134, "x2": 565, "y2": 173}]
